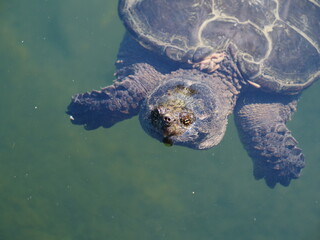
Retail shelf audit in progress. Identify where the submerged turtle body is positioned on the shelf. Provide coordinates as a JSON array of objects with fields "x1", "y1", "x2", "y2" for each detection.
[
  {"x1": 120, "y1": 0, "x2": 320, "y2": 93},
  {"x1": 67, "y1": 0, "x2": 320, "y2": 188}
]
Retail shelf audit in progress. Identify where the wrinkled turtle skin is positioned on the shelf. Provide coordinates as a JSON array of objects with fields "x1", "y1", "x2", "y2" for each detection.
[{"x1": 67, "y1": 0, "x2": 320, "y2": 188}]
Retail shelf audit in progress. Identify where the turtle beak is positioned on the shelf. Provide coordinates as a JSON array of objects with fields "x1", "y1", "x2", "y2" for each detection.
[
  {"x1": 150, "y1": 107, "x2": 180, "y2": 144},
  {"x1": 161, "y1": 119, "x2": 177, "y2": 146},
  {"x1": 160, "y1": 114, "x2": 178, "y2": 135},
  {"x1": 162, "y1": 135, "x2": 173, "y2": 146}
]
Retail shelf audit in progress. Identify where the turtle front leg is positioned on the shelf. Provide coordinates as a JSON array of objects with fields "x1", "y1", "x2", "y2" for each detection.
[
  {"x1": 193, "y1": 52, "x2": 225, "y2": 73},
  {"x1": 66, "y1": 34, "x2": 165, "y2": 130},
  {"x1": 234, "y1": 92, "x2": 305, "y2": 188},
  {"x1": 67, "y1": 70, "x2": 156, "y2": 130}
]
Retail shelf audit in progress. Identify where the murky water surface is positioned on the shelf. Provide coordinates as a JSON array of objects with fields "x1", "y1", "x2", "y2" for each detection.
[{"x1": 0, "y1": 1, "x2": 319, "y2": 239}]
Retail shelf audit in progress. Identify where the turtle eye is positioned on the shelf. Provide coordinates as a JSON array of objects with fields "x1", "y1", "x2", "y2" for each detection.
[
  {"x1": 180, "y1": 113, "x2": 194, "y2": 126},
  {"x1": 181, "y1": 118, "x2": 192, "y2": 126},
  {"x1": 150, "y1": 108, "x2": 161, "y2": 125}
]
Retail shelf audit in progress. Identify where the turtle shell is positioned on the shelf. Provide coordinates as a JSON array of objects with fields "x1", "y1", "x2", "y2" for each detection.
[{"x1": 119, "y1": 0, "x2": 320, "y2": 94}]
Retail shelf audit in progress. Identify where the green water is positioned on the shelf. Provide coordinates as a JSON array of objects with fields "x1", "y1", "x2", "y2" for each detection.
[{"x1": 1, "y1": 1, "x2": 319, "y2": 239}]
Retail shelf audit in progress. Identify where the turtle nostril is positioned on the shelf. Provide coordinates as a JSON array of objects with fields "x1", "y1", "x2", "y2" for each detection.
[{"x1": 163, "y1": 116, "x2": 171, "y2": 122}]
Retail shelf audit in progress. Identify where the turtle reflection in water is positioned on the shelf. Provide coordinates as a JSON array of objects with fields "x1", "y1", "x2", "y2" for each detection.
[{"x1": 67, "y1": 0, "x2": 320, "y2": 188}]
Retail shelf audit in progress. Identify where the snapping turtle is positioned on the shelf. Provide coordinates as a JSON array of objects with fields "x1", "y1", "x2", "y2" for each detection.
[{"x1": 67, "y1": 0, "x2": 320, "y2": 188}]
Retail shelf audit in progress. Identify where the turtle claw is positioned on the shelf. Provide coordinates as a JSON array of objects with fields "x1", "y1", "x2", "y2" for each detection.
[{"x1": 193, "y1": 52, "x2": 225, "y2": 73}]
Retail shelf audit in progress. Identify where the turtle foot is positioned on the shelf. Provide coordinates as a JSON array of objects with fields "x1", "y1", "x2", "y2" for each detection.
[
  {"x1": 193, "y1": 52, "x2": 225, "y2": 73},
  {"x1": 234, "y1": 92, "x2": 304, "y2": 188}
]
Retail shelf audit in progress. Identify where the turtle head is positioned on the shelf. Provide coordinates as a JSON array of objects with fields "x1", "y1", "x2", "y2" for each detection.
[{"x1": 139, "y1": 77, "x2": 226, "y2": 149}]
